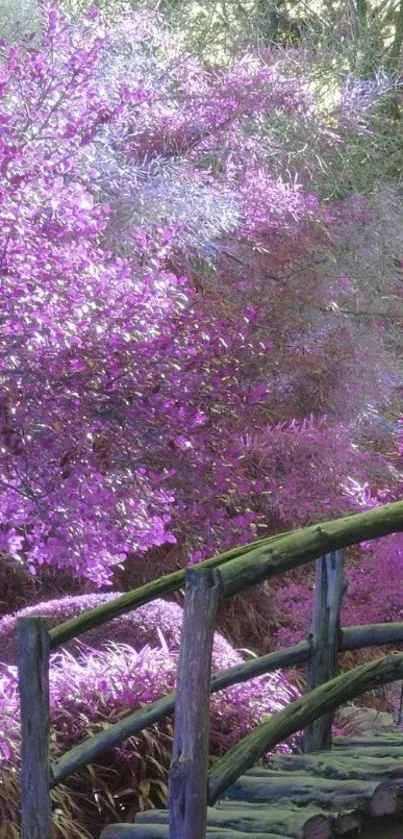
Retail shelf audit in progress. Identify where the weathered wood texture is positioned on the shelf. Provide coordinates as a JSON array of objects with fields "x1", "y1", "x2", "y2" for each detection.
[
  {"x1": 225, "y1": 770, "x2": 403, "y2": 811},
  {"x1": 18, "y1": 617, "x2": 52, "y2": 839},
  {"x1": 137, "y1": 803, "x2": 333, "y2": 837},
  {"x1": 270, "y1": 750, "x2": 403, "y2": 781},
  {"x1": 341, "y1": 622, "x2": 403, "y2": 650},
  {"x1": 208, "y1": 652, "x2": 403, "y2": 803},
  {"x1": 333, "y1": 734, "x2": 403, "y2": 749},
  {"x1": 169, "y1": 568, "x2": 222, "y2": 839},
  {"x1": 304, "y1": 549, "x2": 345, "y2": 752},
  {"x1": 50, "y1": 500, "x2": 403, "y2": 648}
]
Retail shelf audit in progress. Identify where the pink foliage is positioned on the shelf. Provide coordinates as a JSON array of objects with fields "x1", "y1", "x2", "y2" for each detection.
[
  {"x1": 0, "y1": 3, "x2": 363, "y2": 583},
  {"x1": 275, "y1": 582, "x2": 313, "y2": 648},
  {"x1": 0, "y1": 3, "x2": 401, "y2": 642}
]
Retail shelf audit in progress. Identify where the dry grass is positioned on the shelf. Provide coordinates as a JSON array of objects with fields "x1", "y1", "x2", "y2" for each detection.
[{"x1": 0, "y1": 717, "x2": 174, "y2": 839}]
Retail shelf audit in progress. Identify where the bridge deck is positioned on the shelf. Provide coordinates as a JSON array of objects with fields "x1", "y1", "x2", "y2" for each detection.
[{"x1": 100, "y1": 734, "x2": 403, "y2": 839}]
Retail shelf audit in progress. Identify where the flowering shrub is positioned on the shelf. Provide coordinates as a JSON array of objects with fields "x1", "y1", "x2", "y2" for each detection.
[
  {"x1": 0, "y1": 2, "x2": 380, "y2": 586},
  {"x1": 274, "y1": 580, "x2": 314, "y2": 648}
]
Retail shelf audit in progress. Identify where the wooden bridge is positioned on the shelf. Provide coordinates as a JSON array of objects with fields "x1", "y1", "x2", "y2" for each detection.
[
  {"x1": 102, "y1": 732, "x2": 403, "y2": 838},
  {"x1": 17, "y1": 501, "x2": 403, "y2": 838}
]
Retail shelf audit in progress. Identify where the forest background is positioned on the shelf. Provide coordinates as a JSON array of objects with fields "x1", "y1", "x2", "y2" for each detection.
[{"x1": 2, "y1": 0, "x2": 403, "y2": 835}]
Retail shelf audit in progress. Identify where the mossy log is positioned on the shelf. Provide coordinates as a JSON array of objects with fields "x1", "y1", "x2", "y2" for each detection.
[
  {"x1": 270, "y1": 751, "x2": 403, "y2": 781},
  {"x1": 208, "y1": 652, "x2": 403, "y2": 804},
  {"x1": 208, "y1": 800, "x2": 360, "y2": 835},
  {"x1": 215, "y1": 502, "x2": 403, "y2": 598},
  {"x1": 225, "y1": 770, "x2": 403, "y2": 813},
  {"x1": 135, "y1": 803, "x2": 333, "y2": 837},
  {"x1": 50, "y1": 500, "x2": 403, "y2": 648}
]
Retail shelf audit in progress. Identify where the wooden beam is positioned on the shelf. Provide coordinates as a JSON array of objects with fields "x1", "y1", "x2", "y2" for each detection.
[
  {"x1": 208, "y1": 652, "x2": 403, "y2": 804},
  {"x1": 303, "y1": 550, "x2": 345, "y2": 752},
  {"x1": 49, "y1": 500, "x2": 403, "y2": 649},
  {"x1": 341, "y1": 622, "x2": 403, "y2": 650},
  {"x1": 18, "y1": 617, "x2": 52, "y2": 839},
  {"x1": 169, "y1": 568, "x2": 222, "y2": 839},
  {"x1": 49, "y1": 530, "x2": 293, "y2": 650},
  {"x1": 138, "y1": 803, "x2": 335, "y2": 838},
  {"x1": 215, "y1": 502, "x2": 403, "y2": 599}
]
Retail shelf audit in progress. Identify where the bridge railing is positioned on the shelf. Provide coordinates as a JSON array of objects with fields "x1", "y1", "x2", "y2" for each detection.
[{"x1": 17, "y1": 500, "x2": 403, "y2": 838}]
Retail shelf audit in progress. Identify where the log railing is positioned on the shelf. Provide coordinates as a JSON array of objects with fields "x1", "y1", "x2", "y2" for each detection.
[{"x1": 17, "y1": 500, "x2": 403, "y2": 838}]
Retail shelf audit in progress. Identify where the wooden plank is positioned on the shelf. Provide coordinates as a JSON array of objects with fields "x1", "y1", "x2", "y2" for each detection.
[
  {"x1": 332, "y1": 744, "x2": 403, "y2": 756},
  {"x1": 333, "y1": 736, "x2": 403, "y2": 749},
  {"x1": 18, "y1": 617, "x2": 52, "y2": 839},
  {"x1": 138, "y1": 804, "x2": 333, "y2": 838},
  {"x1": 208, "y1": 651, "x2": 403, "y2": 804},
  {"x1": 225, "y1": 771, "x2": 391, "y2": 807},
  {"x1": 169, "y1": 568, "x2": 223, "y2": 839},
  {"x1": 224, "y1": 770, "x2": 403, "y2": 816},
  {"x1": 270, "y1": 751, "x2": 403, "y2": 781},
  {"x1": 304, "y1": 549, "x2": 345, "y2": 752}
]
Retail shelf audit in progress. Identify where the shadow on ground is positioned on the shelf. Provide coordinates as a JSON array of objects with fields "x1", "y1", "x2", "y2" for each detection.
[{"x1": 358, "y1": 815, "x2": 403, "y2": 838}]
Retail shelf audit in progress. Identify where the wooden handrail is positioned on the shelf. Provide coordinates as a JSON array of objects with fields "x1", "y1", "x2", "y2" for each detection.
[
  {"x1": 49, "y1": 500, "x2": 403, "y2": 649},
  {"x1": 208, "y1": 652, "x2": 403, "y2": 804},
  {"x1": 212, "y1": 501, "x2": 403, "y2": 599},
  {"x1": 48, "y1": 529, "x2": 295, "y2": 650}
]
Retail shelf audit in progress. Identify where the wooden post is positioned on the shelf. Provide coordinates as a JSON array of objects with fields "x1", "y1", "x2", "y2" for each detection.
[
  {"x1": 303, "y1": 549, "x2": 345, "y2": 753},
  {"x1": 18, "y1": 617, "x2": 52, "y2": 839},
  {"x1": 169, "y1": 568, "x2": 223, "y2": 839}
]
